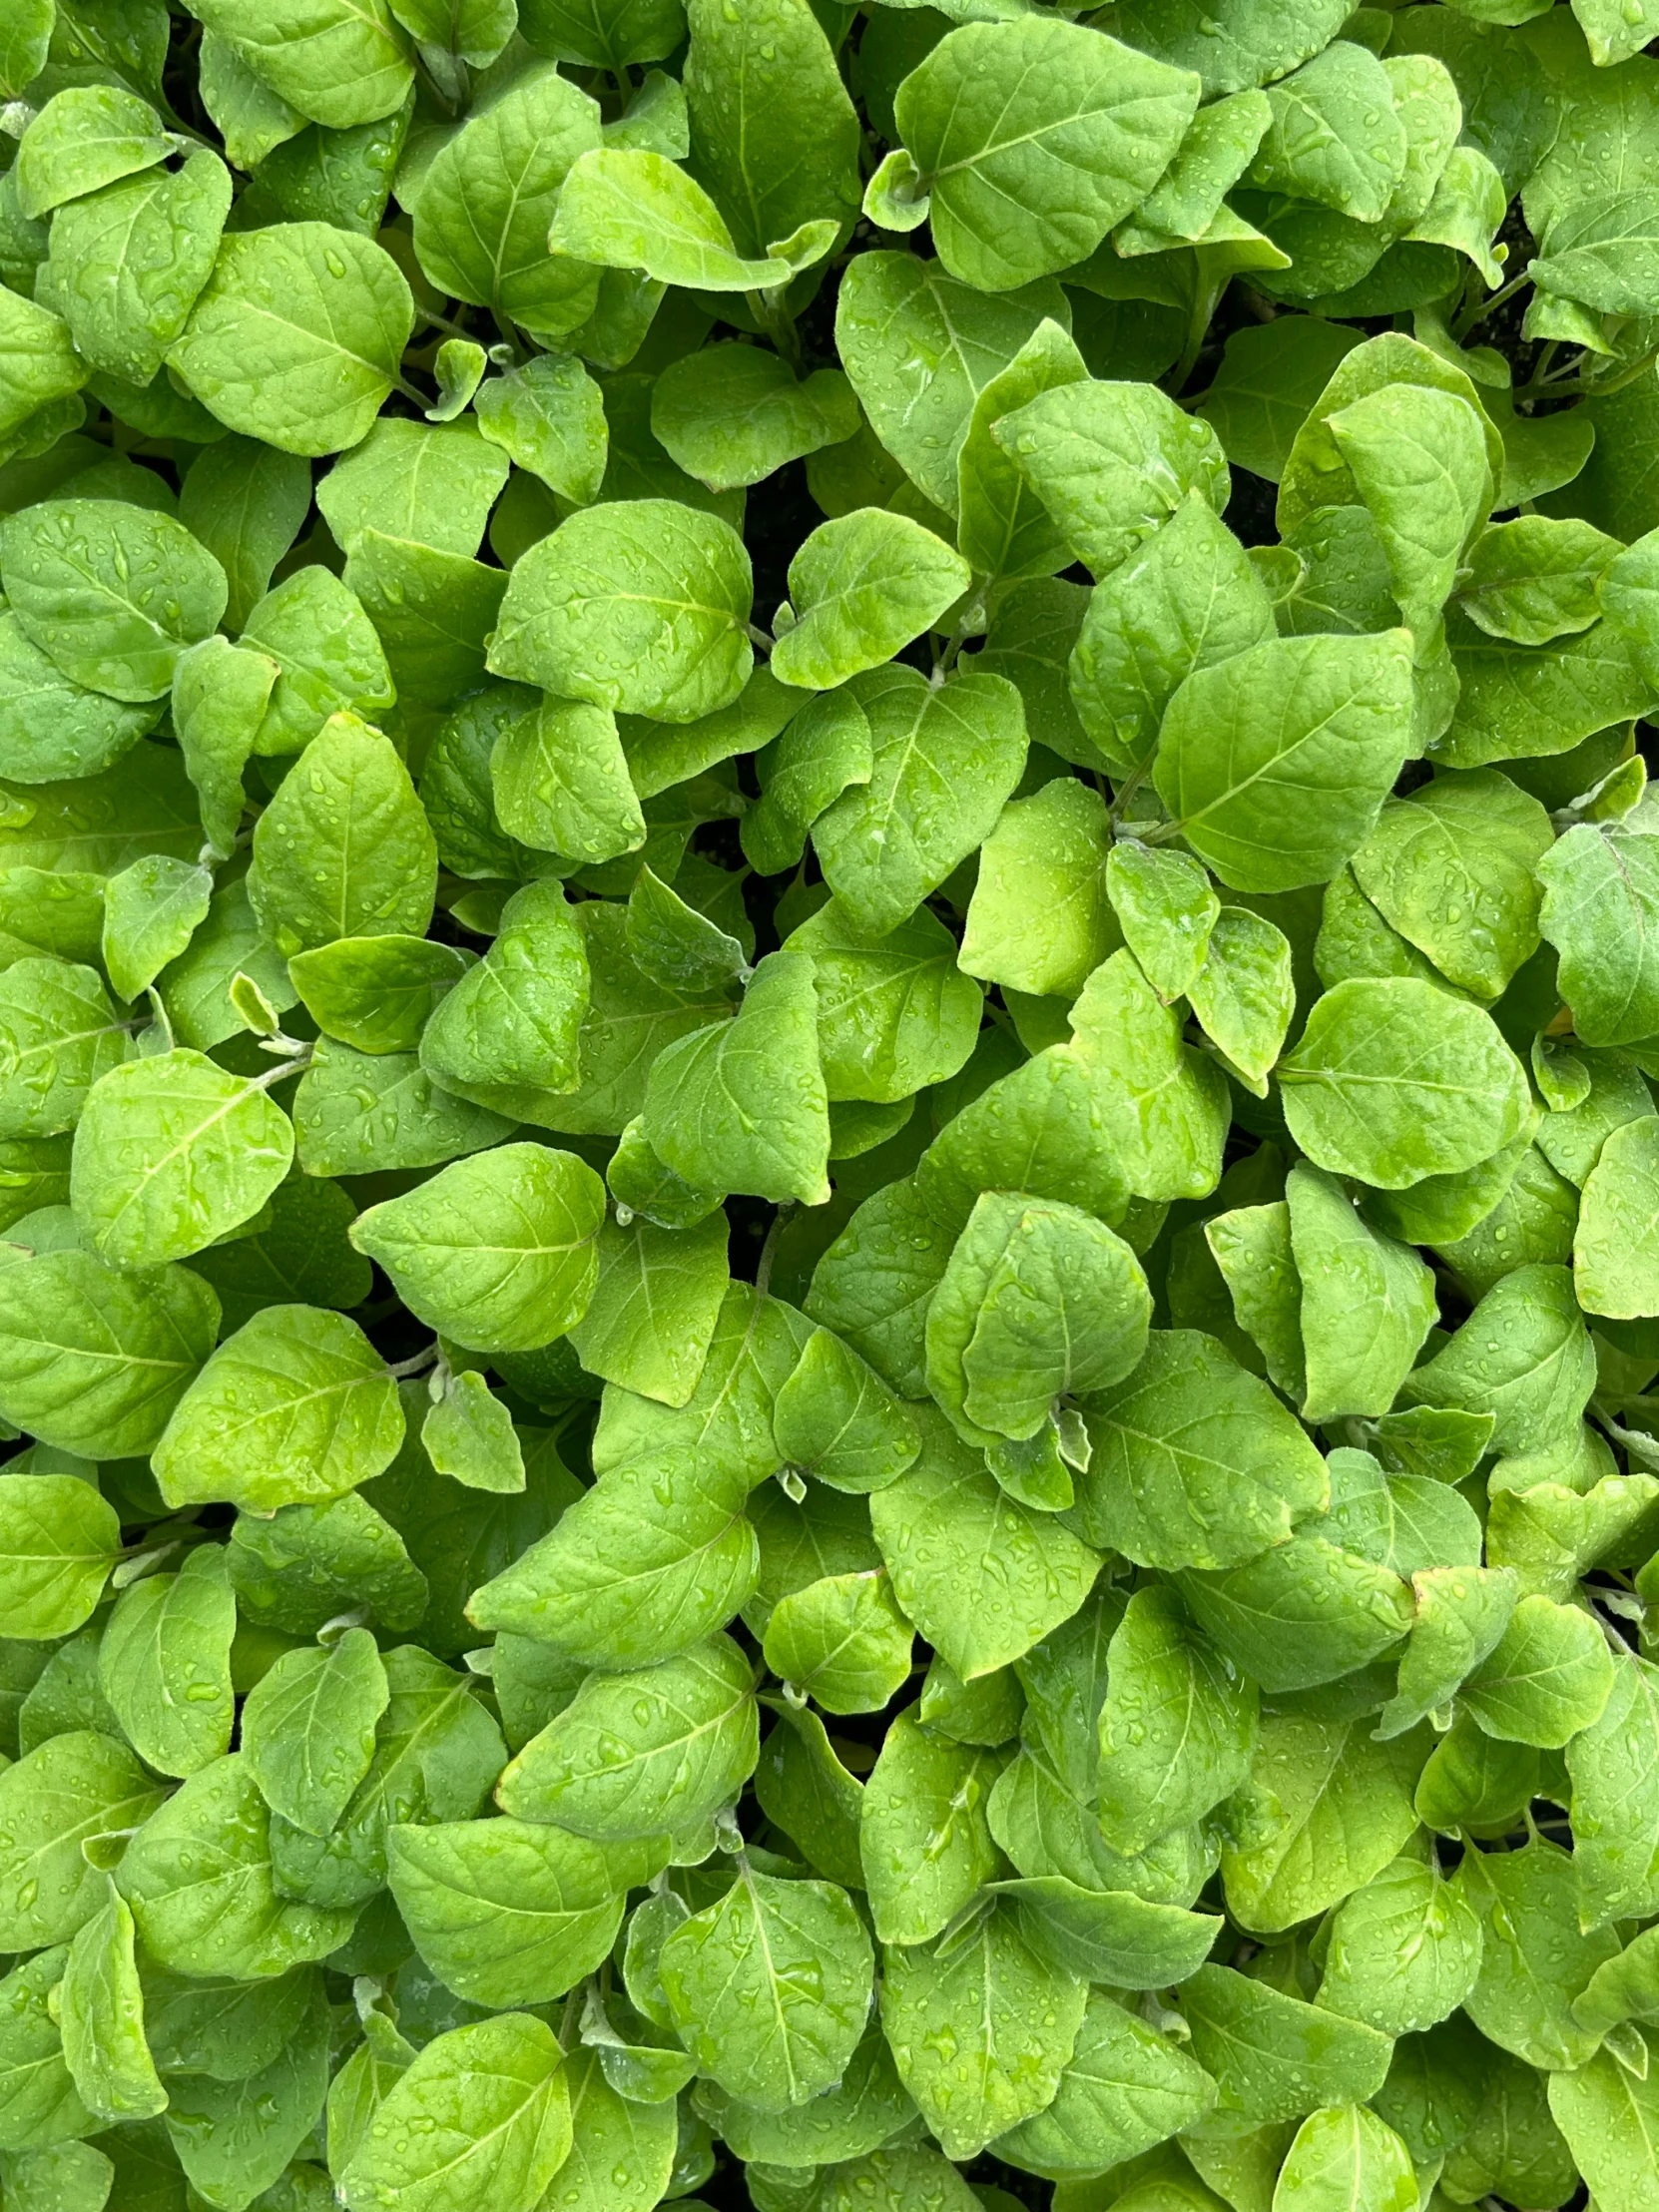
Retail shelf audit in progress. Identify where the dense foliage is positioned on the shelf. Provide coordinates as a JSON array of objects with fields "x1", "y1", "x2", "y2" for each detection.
[{"x1": 13, "y1": 0, "x2": 1659, "y2": 2208}]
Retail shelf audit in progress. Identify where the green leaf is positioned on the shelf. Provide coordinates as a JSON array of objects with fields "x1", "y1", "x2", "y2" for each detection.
[
  {"x1": 339, "y1": 2013, "x2": 571, "y2": 2212},
  {"x1": 386, "y1": 1818, "x2": 662, "y2": 2009},
  {"x1": 0, "y1": 1475, "x2": 122, "y2": 1641},
  {"x1": 286, "y1": 933, "x2": 469, "y2": 1057},
  {"x1": 1459, "y1": 1591, "x2": 1616, "y2": 1748},
  {"x1": 0, "y1": 1248, "x2": 218, "y2": 1458},
  {"x1": 0, "y1": 610, "x2": 165, "y2": 787},
  {"x1": 316, "y1": 417, "x2": 508, "y2": 562},
  {"x1": 1539, "y1": 823, "x2": 1659, "y2": 1048},
  {"x1": 489, "y1": 696, "x2": 644, "y2": 867},
  {"x1": 956, "y1": 318, "x2": 1090, "y2": 583},
  {"x1": 1279, "y1": 976, "x2": 1531, "y2": 1189},
  {"x1": 994, "y1": 379, "x2": 1230, "y2": 579},
  {"x1": 925, "y1": 1191, "x2": 1151, "y2": 1447},
  {"x1": 643, "y1": 948, "x2": 829, "y2": 1206},
  {"x1": 58, "y1": 1890, "x2": 166, "y2": 2125},
  {"x1": 100, "y1": 856, "x2": 214, "y2": 1003},
  {"x1": 834, "y1": 251, "x2": 1071, "y2": 519},
  {"x1": 152, "y1": 1305, "x2": 405, "y2": 1512},
  {"x1": 98, "y1": 1544, "x2": 236, "y2": 1779},
  {"x1": 652, "y1": 346, "x2": 857, "y2": 495},
  {"x1": 682, "y1": 0, "x2": 860, "y2": 256},
  {"x1": 1288, "y1": 1161, "x2": 1437, "y2": 1422},
  {"x1": 1153, "y1": 630, "x2": 1415, "y2": 893},
  {"x1": 495, "y1": 1634, "x2": 758, "y2": 1841},
  {"x1": 1457, "y1": 1836, "x2": 1618, "y2": 2071},
  {"x1": 242, "y1": 1628, "x2": 388, "y2": 1837},
  {"x1": 548, "y1": 149, "x2": 824, "y2": 291},
  {"x1": 763, "y1": 1569, "x2": 912, "y2": 1715},
  {"x1": 418, "y1": 878, "x2": 590, "y2": 1123},
  {"x1": 1179, "y1": 1963, "x2": 1393, "y2": 2126},
  {"x1": 294, "y1": 1037, "x2": 516, "y2": 1175},
  {"x1": 1399, "y1": 1264, "x2": 1596, "y2": 1458},
  {"x1": 0, "y1": 957, "x2": 131, "y2": 1141},
  {"x1": 1272, "y1": 2104, "x2": 1417, "y2": 2212},
  {"x1": 0, "y1": 498, "x2": 227, "y2": 704},
  {"x1": 1317, "y1": 1853, "x2": 1483, "y2": 2037},
  {"x1": 116, "y1": 1750, "x2": 352, "y2": 1976},
  {"x1": 771, "y1": 1326, "x2": 920, "y2": 1496},
  {"x1": 241, "y1": 569, "x2": 395, "y2": 757},
  {"x1": 69, "y1": 1049, "x2": 294, "y2": 1269},
  {"x1": 868, "y1": 1407, "x2": 1101, "y2": 1681},
  {"x1": 880, "y1": 1903, "x2": 1086, "y2": 2159},
  {"x1": 14, "y1": 87, "x2": 174, "y2": 222},
  {"x1": 350, "y1": 1142, "x2": 605, "y2": 1353},
  {"x1": 168, "y1": 224, "x2": 414, "y2": 457},
  {"x1": 660, "y1": 1862, "x2": 872, "y2": 2112},
  {"x1": 1575, "y1": 1113, "x2": 1659, "y2": 1318},
  {"x1": 858, "y1": 1710, "x2": 1006, "y2": 1945},
  {"x1": 467, "y1": 1448, "x2": 756, "y2": 1670},
  {"x1": 1072, "y1": 1329, "x2": 1327, "y2": 1571},
  {"x1": 1097, "y1": 1583, "x2": 1258, "y2": 1855},
  {"x1": 248, "y1": 712, "x2": 436, "y2": 959},
  {"x1": 1220, "y1": 1712, "x2": 1425, "y2": 1936},
  {"x1": 489, "y1": 496, "x2": 752, "y2": 723},
  {"x1": 772, "y1": 510, "x2": 969, "y2": 692},
  {"x1": 959, "y1": 779, "x2": 1117, "y2": 1001},
  {"x1": 191, "y1": 0, "x2": 412, "y2": 129},
  {"x1": 990, "y1": 1986, "x2": 1217, "y2": 2179},
  {"x1": 474, "y1": 355, "x2": 607, "y2": 506},
  {"x1": 895, "y1": 19, "x2": 1198, "y2": 290},
  {"x1": 411, "y1": 64, "x2": 601, "y2": 342}
]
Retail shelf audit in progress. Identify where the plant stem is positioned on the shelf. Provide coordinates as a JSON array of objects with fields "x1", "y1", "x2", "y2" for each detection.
[{"x1": 1453, "y1": 270, "x2": 1530, "y2": 340}]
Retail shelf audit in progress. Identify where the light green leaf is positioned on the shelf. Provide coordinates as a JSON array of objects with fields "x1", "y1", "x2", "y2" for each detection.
[
  {"x1": 286, "y1": 933, "x2": 470, "y2": 1057},
  {"x1": 1069, "y1": 491, "x2": 1277, "y2": 773},
  {"x1": 1576, "y1": 1113, "x2": 1659, "y2": 1318},
  {"x1": 869, "y1": 1407, "x2": 1101, "y2": 1681},
  {"x1": 994, "y1": 379, "x2": 1229, "y2": 579},
  {"x1": 1288, "y1": 1160, "x2": 1437, "y2": 1422},
  {"x1": 168, "y1": 223, "x2": 414, "y2": 457},
  {"x1": 69, "y1": 1049, "x2": 294, "y2": 1269},
  {"x1": 895, "y1": 19, "x2": 1199, "y2": 290},
  {"x1": 1279, "y1": 976, "x2": 1531, "y2": 1189},
  {"x1": 490, "y1": 696, "x2": 644, "y2": 866},
  {"x1": 0, "y1": 1248, "x2": 218, "y2": 1458},
  {"x1": 350, "y1": 1142, "x2": 606, "y2": 1354},
  {"x1": 1153, "y1": 630, "x2": 1415, "y2": 894},
  {"x1": 152, "y1": 1304, "x2": 404, "y2": 1512},
  {"x1": 956, "y1": 318, "x2": 1090, "y2": 582},
  {"x1": 98, "y1": 1544, "x2": 235, "y2": 1780},
  {"x1": 242, "y1": 1628, "x2": 388, "y2": 1838},
  {"x1": 652, "y1": 346, "x2": 857, "y2": 495},
  {"x1": 1073, "y1": 1329, "x2": 1327, "y2": 1571},
  {"x1": 644, "y1": 948, "x2": 829, "y2": 1206},
  {"x1": 316, "y1": 417, "x2": 508, "y2": 562},
  {"x1": 991, "y1": 1986, "x2": 1217, "y2": 2179},
  {"x1": 339, "y1": 2014, "x2": 571, "y2": 2212},
  {"x1": 44, "y1": 151, "x2": 232, "y2": 389},
  {"x1": 418, "y1": 877, "x2": 590, "y2": 1124},
  {"x1": 957, "y1": 779, "x2": 1115, "y2": 1002},
  {"x1": 1457, "y1": 1836, "x2": 1617, "y2": 2071},
  {"x1": 548, "y1": 149, "x2": 822, "y2": 291},
  {"x1": 118, "y1": 1752, "x2": 353, "y2": 1977},
  {"x1": 880, "y1": 1903, "x2": 1086, "y2": 2159},
  {"x1": 495, "y1": 1634, "x2": 758, "y2": 1841},
  {"x1": 422, "y1": 1369, "x2": 525, "y2": 1493},
  {"x1": 1271, "y1": 2104, "x2": 1416, "y2": 2212},
  {"x1": 489, "y1": 496, "x2": 752, "y2": 724},
  {"x1": 0, "y1": 499, "x2": 226, "y2": 705},
  {"x1": 660, "y1": 1863, "x2": 872, "y2": 2112},
  {"x1": 1097, "y1": 1582, "x2": 1257, "y2": 1856},
  {"x1": 1179, "y1": 1963, "x2": 1393, "y2": 2126},
  {"x1": 475, "y1": 355, "x2": 607, "y2": 506},
  {"x1": 1328, "y1": 382, "x2": 1492, "y2": 639},
  {"x1": 1539, "y1": 823, "x2": 1659, "y2": 1049},
  {"x1": 925, "y1": 1191, "x2": 1151, "y2": 1447},
  {"x1": 57, "y1": 1891, "x2": 165, "y2": 2125},
  {"x1": 1460, "y1": 1591, "x2": 1616, "y2": 1749},
  {"x1": 1318, "y1": 1853, "x2": 1483, "y2": 2037},
  {"x1": 467, "y1": 1449, "x2": 756, "y2": 1671},
  {"x1": 0, "y1": 1476, "x2": 122, "y2": 1642},
  {"x1": 772, "y1": 509, "x2": 969, "y2": 693},
  {"x1": 764, "y1": 1569, "x2": 912, "y2": 1715},
  {"x1": 386, "y1": 1819, "x2": 662, "y2": 2009}
]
